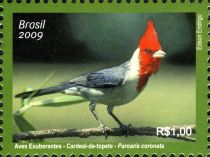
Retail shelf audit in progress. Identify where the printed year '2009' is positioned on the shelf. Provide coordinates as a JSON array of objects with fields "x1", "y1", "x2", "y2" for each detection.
[{"x1": 18, "y1": 19, "x2": 46, "y2": 41}]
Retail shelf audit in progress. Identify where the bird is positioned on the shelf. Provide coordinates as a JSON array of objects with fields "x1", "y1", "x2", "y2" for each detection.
[{"x1": 15, "y1": 19, "x2": 166, "y2": 132}]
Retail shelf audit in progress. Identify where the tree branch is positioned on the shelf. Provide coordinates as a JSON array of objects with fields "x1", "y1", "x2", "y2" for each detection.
[{"x1": 13, "y1": 125, "x2": 195, "y2": 142}]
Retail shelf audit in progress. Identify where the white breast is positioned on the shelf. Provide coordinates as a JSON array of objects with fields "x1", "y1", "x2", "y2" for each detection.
[
  {"x1": 84, "y1": 48, "x2": 142, "y2": 106},
  {"x1": 125, "y1": 47, "x2": 140, "y2": 81}
]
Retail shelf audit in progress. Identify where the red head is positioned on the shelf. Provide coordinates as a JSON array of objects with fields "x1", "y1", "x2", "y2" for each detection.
[{"x1": 138, "y1": 20, "x2": 166, "y2": 75}]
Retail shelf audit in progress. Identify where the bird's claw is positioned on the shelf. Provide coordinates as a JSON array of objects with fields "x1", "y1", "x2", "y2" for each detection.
[
  {"x1": 99, "y1": 124, "x2": 110, "y2": 139},
  {"x1": 120, "y1": 124, "x2": 132, "y2": 137}
]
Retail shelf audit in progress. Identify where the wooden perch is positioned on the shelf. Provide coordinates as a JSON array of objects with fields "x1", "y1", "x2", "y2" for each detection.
[{"x1": 13, "y1": 125, "x2": 196, "y2": 142}]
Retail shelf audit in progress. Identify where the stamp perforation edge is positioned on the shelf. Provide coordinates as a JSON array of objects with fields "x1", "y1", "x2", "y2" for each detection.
[
  {"x1": 0, "y1": 0, "x2": 206, "y2": 4},
  {"x1": 0, "y1": 4, "x2": 3, "y2": 153},
  {"x1": 208, "y1": 3, "x2": 210, "y2": 155}
]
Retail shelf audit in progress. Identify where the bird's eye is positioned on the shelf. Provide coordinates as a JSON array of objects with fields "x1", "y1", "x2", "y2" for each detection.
[{"x1": 144, "y1": 49, "x2": 153, "y2": 54}]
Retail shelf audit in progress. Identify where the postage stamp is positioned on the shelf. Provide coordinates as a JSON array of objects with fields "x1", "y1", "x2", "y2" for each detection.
[{"x1": 0, "y1": 1, "x2": 209, "y2": 156}]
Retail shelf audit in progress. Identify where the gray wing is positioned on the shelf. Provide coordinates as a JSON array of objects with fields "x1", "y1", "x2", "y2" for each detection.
[{"x1": 63, "y1": 64, "x2": 126, "y2": 88}]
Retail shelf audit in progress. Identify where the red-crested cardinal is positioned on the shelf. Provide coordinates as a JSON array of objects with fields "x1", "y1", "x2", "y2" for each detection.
[{"x1": 16, "y1": 20, "x2": 166, "y2": 131}]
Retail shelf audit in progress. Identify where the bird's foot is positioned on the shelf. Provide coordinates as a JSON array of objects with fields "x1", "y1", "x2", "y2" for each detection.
[
  {"x1": 99, "y1": 124, "x2": 110, "y2": 139},
  {"x1": 120, "y1": 124, "x2": 132, "y2": 137}
]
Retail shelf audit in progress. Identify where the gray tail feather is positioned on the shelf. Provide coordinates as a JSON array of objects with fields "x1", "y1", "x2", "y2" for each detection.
[{"x1": 15, "y1": 84, "x2": 74, "y2": 99}]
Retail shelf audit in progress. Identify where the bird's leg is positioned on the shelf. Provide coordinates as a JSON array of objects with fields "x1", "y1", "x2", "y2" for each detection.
[
  {"x1": 107, "y1": 106, "x2": 124, "y2": 127},
  {"x1": 89, "y1": 103, "x2": 104, "y2": 126},
  {"x1": 89, "y1": 103, "x2": 109, "y2": 138},
  {"x1": 107, "y1": 106, "x2": 132, "y2": 136}
]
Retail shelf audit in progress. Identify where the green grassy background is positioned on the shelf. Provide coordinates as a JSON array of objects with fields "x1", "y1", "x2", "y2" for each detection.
[{"x1": 13, "y1": 61, "x2": 195, "y2": 142}]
